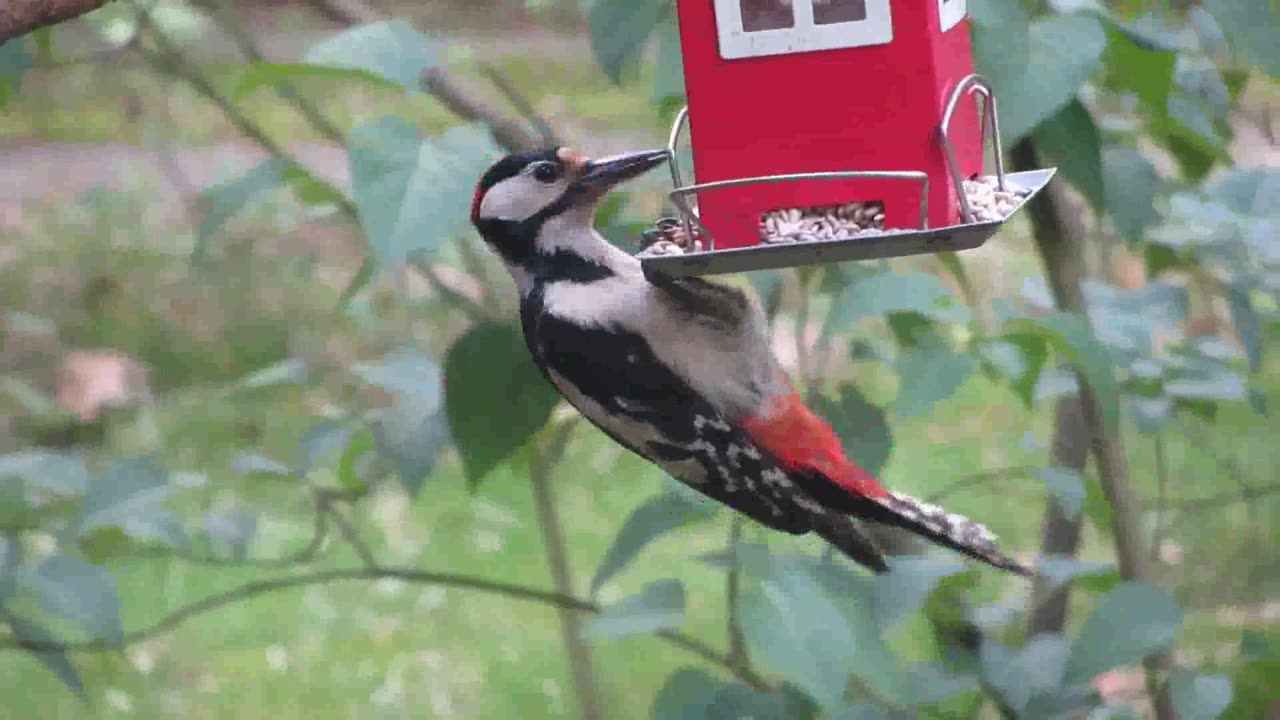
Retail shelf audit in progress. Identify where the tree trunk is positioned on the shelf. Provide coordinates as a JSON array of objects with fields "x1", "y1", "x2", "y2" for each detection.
[{"x1": 1026, "y1": 396, "x2": 1088, "y2": 636}]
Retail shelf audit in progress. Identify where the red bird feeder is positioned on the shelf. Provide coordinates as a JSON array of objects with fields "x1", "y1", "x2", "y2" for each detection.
[{"x1": 639, "y1": 0, "x2": 1057, "y2": 278}]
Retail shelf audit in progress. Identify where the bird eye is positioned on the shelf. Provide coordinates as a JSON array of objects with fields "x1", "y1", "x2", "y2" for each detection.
[{"x1": 529, "y1": 161, "x2": 561, "y2": 184}]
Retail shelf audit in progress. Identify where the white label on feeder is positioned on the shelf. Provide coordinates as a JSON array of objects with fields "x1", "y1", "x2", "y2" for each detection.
[
  {"x1": 938, "y1": 0, "x2": 966, "y2": 32},
  {"x1": 714, "y1": 0, "x2": 893, "y2": 60}
]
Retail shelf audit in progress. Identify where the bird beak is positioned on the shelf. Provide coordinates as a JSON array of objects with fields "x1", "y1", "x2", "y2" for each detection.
[{"x1": 574, "y1": 149, "x2": 669, "y2": 195}]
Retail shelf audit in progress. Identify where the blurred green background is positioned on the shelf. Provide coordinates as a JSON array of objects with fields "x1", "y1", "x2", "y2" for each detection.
[{"x1": 0, "y1": 0, "x2": 1277, "y2": 718}]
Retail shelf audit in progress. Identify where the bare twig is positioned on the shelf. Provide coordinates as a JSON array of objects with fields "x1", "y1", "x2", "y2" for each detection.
[
  {"x1": 480, "y1": 61, "x2": 559, "y2": 147},
  {"x1": 0, "y1": 0, "x2": 114, "y2": 44},
  {"x1": 924, "y1": 466, "x2": 1038, "y2": 504},
  {"x1": 324, "y1": 504, "x2": 379, "y2": 570},
  {"x1": 142, "y1": 501, "x2": 329, "y2": 569},
  {"x1": 405, "y1": 255, "x2": 491, "y2": 320}
]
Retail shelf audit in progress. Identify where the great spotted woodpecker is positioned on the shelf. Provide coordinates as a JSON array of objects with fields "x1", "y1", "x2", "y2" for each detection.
[{"x1": 470, "y1": 146, "x2": 1030, "y2": 576}]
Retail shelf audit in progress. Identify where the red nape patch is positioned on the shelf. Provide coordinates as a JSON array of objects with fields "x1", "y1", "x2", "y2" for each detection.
[
  {"x1": 470, "y1": 184, "x2": 486, "y2": 223},
  {"x1": 742, "y1": 392, "x2": 888, "y2": 499}
]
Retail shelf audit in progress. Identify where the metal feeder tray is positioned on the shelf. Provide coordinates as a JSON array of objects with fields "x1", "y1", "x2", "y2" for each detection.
[{"x1": 640, "y1": 75, "x2": 1057, "y2": 280}]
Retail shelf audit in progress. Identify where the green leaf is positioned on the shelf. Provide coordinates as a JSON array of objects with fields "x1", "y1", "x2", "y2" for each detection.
[
  {"x1": 443, "y1": 322, "x2": 560, "y2": 487},
  {"x1": 355, "y1": 347, "x2": 450, "y2": 494},
  {"x1": 17, "y1": 555, "x2": 122, "y2": 647},
  {"x1": 303, "y1": 19, "x2": 439, "y2": 90},
  {"x1": 348, "y1": 118, "x2": 502, "y2": 266},
  {"x1": 193, "y1": 158, "x2": 290, "y2": 262},
  {"x1": 876, "y1": 555, "x2": 966, "y2": 630},
  {"x1": 230, "y1": 358, "x2": 307, "y2": 392},
  {"x1": 203, "y1": 509, "x2": 257, "y2": 560},
  {"x1": 1041, "y1": 466, "x2": 1085, "y2": 520},
  {"x1": 980, "y1": 633, "x2": 1069, "y2": 711},
  {"x1": 812, "y1": 384, "x2": 892, "y2": 476},
  {"x1": 296, "y1": 420, "x2": 354, "y2": 475},
  {"x1": 893, "y1": 342, "x2": 977, "y2": 418},
  {"x1": 0, "y1": 451, "x2": 88, "y2": 496},
  {"x1": 828, "y1": 270, "x2": 970, "y2": 331},
  {"x1": 652, "y1": 15, "x2": 685, "y2": 104},
  {"x1": 0, "y1": 39, "x2": 33, "y2": 107},
  {"x1": 2, "y1": 613, "x2": 86, "y2": 700},
  {"x1": 75, "y1": 457, "x2": 179, "y2": 548},
  {"x1": 1032, "y1": 100, "x2": 1103, "y2": 213},
  {"x1": 988, "y1": 13, "x2": 1108, "y2": 143},
  {"x1": 584, "y1": 578, "x2": 685, "y2": 639},
  {"x1": 1170, "y1": 670, "x2": 1232, "y2": 720},
  {"x1": 587, "y1": 0, "x2": 665, "y2": 84},
  {"x1": 1225, "y1": 285, "x2": 1262, "y2": 373},
  {"x1": 1003, "y1": 312, "x2": 1121, "y2": 432},
  {"x1": 1201, "y1": 0, "x2": 1280, "y2": 75},
  {"x1": 230, "y1": 452, "x2": 292, "y2": 478},
  {"x1": 1037, "y1": 556, "x2": 1114, "y2": 590},
  {"x1": 741, "y1": 565, "x2": 860, "y2": 712},
  {"x1": 650, "y1": 668, "x2": 790, "y2": 720},
  {"x1": 1102, "y1": 146, "x2": 1160, "y2": 245},
  {"x1": 969, "y1": 0, "x2": 1031, "y2": 107},
  {"x1": 590, "y1": 491, "x2": 718, "y2": 595},
  {"x1": 1100, "y1": 22, "x2": 1177, "y2": 116},
  {"x1": 1064, "y1": 581, "x2": 1183, "y2": 684}
]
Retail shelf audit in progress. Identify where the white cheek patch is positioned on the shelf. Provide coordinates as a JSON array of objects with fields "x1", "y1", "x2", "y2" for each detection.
[{"x1": 479, "y1": 175, "x2": 566, "y2": 221}]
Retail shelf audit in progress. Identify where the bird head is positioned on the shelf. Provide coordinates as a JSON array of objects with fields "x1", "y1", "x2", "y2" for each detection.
[{"x1": 470, "y1": 146, "x2": 668, "y2": 270}]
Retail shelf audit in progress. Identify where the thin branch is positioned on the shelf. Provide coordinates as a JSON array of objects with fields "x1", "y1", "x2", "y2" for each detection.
[
  {"x1": 479, "y1": 61, "x2": 559, "y2": 147},
  {"x1": 406, "y1": 255, "x2": 491, "y2": 321},
  {"x1": 724, "y1": 515, "x2": 747, "y2": 673},
  {"x1": 142, "y1": 502, "x2": 329, "y2": 569},
  {"x1": 1150, "y1": 481, "x2": 1280, "y2": 511},
  {"x1": 0, "y1": 0, "x2": 113, "y2": 44},
  {"x1": 324, "y1": 504, "x2": 379, "y2": 569}
]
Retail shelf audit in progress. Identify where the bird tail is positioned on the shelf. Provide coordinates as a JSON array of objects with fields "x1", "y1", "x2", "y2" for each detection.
[
  {"x1": 848, "y1": 491, "x2": 1033, "y2": 576},
  {"x1": 809, "y1": 511, "x2": 890, "y2": 574}
]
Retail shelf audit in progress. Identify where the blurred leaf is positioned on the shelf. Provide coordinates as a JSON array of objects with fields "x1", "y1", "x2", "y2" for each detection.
[
  {"x1": 303, "y1": 19, "x2": 439, "y2": 90},
  {"x1": 231, "y1": 358, "x2": 307, "y2": 391},
  {"x1": 813, "y1": 384, "x2": 892, "y2": 476},
  {"x1": 590, "y1": 491, "x2": 718, "y2": 595},
  {"x1": 75, "y1": 457, "x2": 176, "y2": 547},
  {"x1": 193, "y1": 158, "x2": 289, "y2": 262},
  {"x1": 1163, "y1": 354, "x2": 1247, "y2": 403},
  {"x1": 904, "y1": 662, "x2": 979, "y2": 705},
  {"x1": 1102, "y1": 147, "x2": 1160, "y2": 244},
  {"x1": 1225, "y1": 285, "x2": 1262, "y2": 373},
  {"x1": 1201, "y1": 0, "x2": 1280, "y2": 75},
  {"x1": 0, "y1": 377, "x2": 65, "y2": 418},
  {"x1": 893, "y1": 341, "x2": 977, "y2": 418},
  {"x1": 0, "y1": 451, "x2": 88, "y2": 497},
  {"x1": 230, "y1": 453, "x2": 292, "y2": 478},
  {"x1": 1004, "y1": 312, "x2": 1120, "y2": 431},
  {"x1": 1064, "y1": 581, "x2": 1183, "y2": 684},
  {"x1": 588, "y1": 0, "x2": 664, "y2": 84},
  {"x1": 981, "y1": 633, "x2": 1069, "y2": 710},
  {"x1": 584, "y1": 578, "x2": 684, "y2": 639},
  {"x1": 296, "y1": 421, "x2": 354, "y2": 475},
  {"x1": 969, "y1": 0, "x2": 1031, "y2": 105},
  {"x1": 444, "y1": 323, "x2": 560, "y2": 487},
  {"x1": 355, "y1": 347, "x2": 449, "y2": 494},
  {"x1": 17, "y1": 555, "x2": 122, "y2": 647},
  {"x1": 336, "y1": 427, "x2": 375, "y2": 494},
  {"x1": 1033, "y1": 100, "x2": 1103, "y2": 212},
  {"x1": 650, "y1": 668, "x2": 790, "y2": 720},
  {"x1": 828, "y1": 271, "x2": 970, "y2": 328},
  {"x1": 876, "y1": 555, "x2": 966, "y2": 631},
  {"x1": 1210, "y1": 167, "x2": 1279, "y2": 217},
  {"x1": 1042, "y1": 466, "x2": 1085, "y2": 520},
  {"x1": 1037, "y1": 556, "x2": 1114, "y2": 590},
  {"x1": 1101, "y1": 22, "x2": 1177, "y2": 116},
  {"x1": 651, "y1": 15, "x2": 685, "y2": 104},
  {"x1": 203, "y1": 509, "x2": 258, "y2": 560},
  {"x1": 2, "y1": 613, "x2": 85, "y2": 700},
  {"x1": 1169, "y1": 670, "x2": 1232, "y2": 720},
  {"x1": 348, "y1": 118, "x2": 501, "y2": 266},
  {"x1": 980, "y1": 12, "x2": 1108, "y2": 143},
  {"x1": 741, "y1": 565, "x2": 859, "y2": 711},
  {"x1": 0, "y1": 39, "x2": 32, "y2": 107}
]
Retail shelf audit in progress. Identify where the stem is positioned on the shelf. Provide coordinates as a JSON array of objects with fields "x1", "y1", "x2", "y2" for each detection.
[
  {"x1": 724, "y1": 515, "x2": 748, "y2": 673},
  {"x1": 1012, "y1": 139, "x2": 1175, "y2": 720},
  {"x1": 527, "y1": 420, "x2": 604, "y2": 720},
  {"x1": 1150, "y1": 431, "x2": 1168, "y2": 565}
]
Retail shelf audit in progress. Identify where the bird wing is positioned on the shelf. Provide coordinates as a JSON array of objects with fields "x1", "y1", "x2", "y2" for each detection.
[{"x1": 525, "y1": 308, "x2": 888, "y2": 570}]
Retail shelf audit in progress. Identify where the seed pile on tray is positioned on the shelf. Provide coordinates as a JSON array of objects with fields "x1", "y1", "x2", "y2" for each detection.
[
  {"x1": 962, "y1": 175, "x2": 1031, "y2": 223},
  {"x1": 759, "y1": 201, "x2": 886, "y2": 244},
  {"x1": 636, "y1": 217, "x2": 705, "y2": 257}
]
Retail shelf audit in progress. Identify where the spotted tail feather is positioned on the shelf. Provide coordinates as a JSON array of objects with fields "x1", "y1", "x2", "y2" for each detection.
[{"x1": 858, "y1": 492, "x2": 1032, "y2": 576}]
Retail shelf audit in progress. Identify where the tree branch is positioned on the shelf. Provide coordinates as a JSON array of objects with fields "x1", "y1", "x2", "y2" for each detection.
[
  {"x1": 724, "y1": 515, "x2": 748, "y2": 673},
  {"x1": 0, "y1": 0, "x2": 113, "y2": 44}
]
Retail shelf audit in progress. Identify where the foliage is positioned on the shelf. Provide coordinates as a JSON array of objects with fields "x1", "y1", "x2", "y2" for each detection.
[{"x1": 0, "y1": 0, "x2": 1276, "y2": 717}]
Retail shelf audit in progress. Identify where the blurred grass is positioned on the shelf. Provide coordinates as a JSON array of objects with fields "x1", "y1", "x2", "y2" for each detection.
[{"x1": 1, "y1": 4, "x2": 1276, "y2": 718}]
